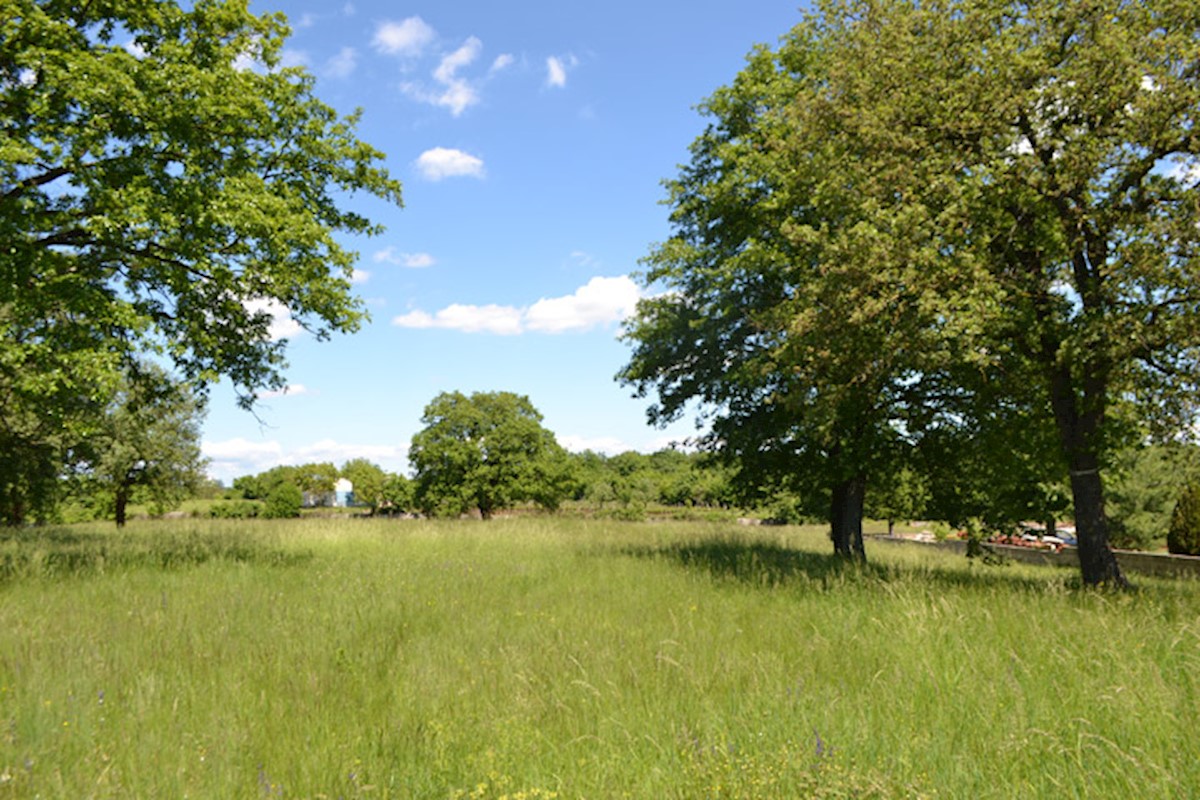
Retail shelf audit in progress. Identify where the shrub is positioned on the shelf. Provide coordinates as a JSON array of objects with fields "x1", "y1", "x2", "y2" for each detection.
[
  {"x1": 1167, "y1": 482, "x2": 1200, "y2": 555},
  {"x1": 262, "y1": 483, "x2": 302, "y2": 520},
  {"x1": 208, "y1": 500, "x2": 261, "y2": 519}
]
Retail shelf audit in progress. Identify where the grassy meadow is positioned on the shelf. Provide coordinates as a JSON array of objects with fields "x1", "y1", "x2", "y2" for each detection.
[{"x1": 1, "y1": 517, "x2": 1197, "y2": 798}]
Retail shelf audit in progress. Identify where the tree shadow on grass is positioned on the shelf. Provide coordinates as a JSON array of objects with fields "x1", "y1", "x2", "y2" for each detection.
[
  {"x1": 0, "y1": 526, "x2": 312, "y2": 585},
  {"x1": 621, "y1": 537, "x2": 1083, "y2": 595}
]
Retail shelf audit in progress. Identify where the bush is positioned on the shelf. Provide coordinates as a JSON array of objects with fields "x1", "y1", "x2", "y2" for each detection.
[
  {"x1": 208, "y1": 500, "x2": 261, "y2": 519},
  {"x1": 262, "y1": 483, "x2": 302, "y2": 520},
  {"x1": 1167, "y1": 483, "x2": 1200, "y2": 555}
]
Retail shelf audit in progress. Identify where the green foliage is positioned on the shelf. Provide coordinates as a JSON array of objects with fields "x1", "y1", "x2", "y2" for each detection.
[
  {"x1": 1168, "y1": 482, "x2": 1200, "y2": 556},
  {"x1": 233, "y1": 465, "x2": 298, "y2": 500},
  {"x1": 380, "y1": 472, "x2": 414, "y2": 513},
  {"x1": 292, "y1": 462, "x2": 339, "y2": 503},
  {"x1": 340, "y1": 458, "x2": 386, "y2": 510},
  {"x1": 1, "y1": 0, "x2": 402, "y2": 399},
  {"x1": 1109, "y1": 444, "x2": 1199, "y2": 551},
  {"x1": 261, "y1": 482, "x2": 302, "y2": 520},
  {"x1": 0, "y1": 0, "x2": 402, "y2": 523},
  {"x1": 623, "y1": 0, "x2": 1200, "y2": 582},
  {"x1": 409, "y1": 391, "x2": 570, "y2": 519},
  {"x1": 208, "y1": 500, "x2": 261, "y2": 519},
  {"x1": 618, "y1": 9, "x2": 990, "y2": 559},
  {"x1": 865, "y1": 466, "x2": 930, "y2": 531},
  {"x1": 81, "y1": 363, "x2": 207, "y2": 526}
]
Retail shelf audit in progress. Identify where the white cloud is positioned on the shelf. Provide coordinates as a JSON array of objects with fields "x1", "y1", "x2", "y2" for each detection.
[
  {"x1": 244, "y1": 298, "x2": 303, "y2": 341},
  {"x1": 557, "y1": 434, "x2": 632, "y2": 455},
  {"x1": 525, "y1": 276, "x2": 641, "y2": 333},
  {"x1": 415, "y1": 147, "x2": 485, "y2": 181},
  {"x1": 351, "y1": 269, "x2": 370, "y2": 284},
  {"x1": 260, "y1": 384, "x2": 312, "y2": 399},
  {"x1": 294, "y1": 13, "x2": 317, "y2": 29},
  {"x1": 393, "y1": 304, "x2": 525, "y2": 335},
  {"x1": 373, "y1": 17, "x2": 436, "y2": 57},
  {"x1": 546, "y1": 56, "x2": 568, "y2": 88},
  {"x1": 203, "y1": 438, "x2": 409, "y2": 483},
  {"x1": 324, "y1": 46, "x2": 357, "y2": 79},
  {"x1": 374, "y1": 247, "x2": 436, "y2": 268},
  {"x1": 392, "y1": 275, "x2": 642, "y2": 336},
  {"x1": 434, "y1": 37, "x2": 482, "y2": 83},
  {"x1": 491, "y1": 53, "x2": 515, "y2": 73},
  {"x1": 402, "y1": 36, "x2": 484, "y2": 116},
  {"x1": 546, "y1": 54, "x2": 578, "y2": 88}
]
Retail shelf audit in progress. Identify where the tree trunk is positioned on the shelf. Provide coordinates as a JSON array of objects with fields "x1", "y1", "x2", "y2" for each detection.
[
  {"x1": 1068, "y1": 459, "x2": 1125, "y2": 586},
  {"x1": 1046, "y1": 365, "x2": 1127, "y2": 587},
  {"x1": 115, "y1": 487, "x2": 128, "y2": 528},
  {"x1": 830, "y1": 474, "x2": 867, "y2": 560}
]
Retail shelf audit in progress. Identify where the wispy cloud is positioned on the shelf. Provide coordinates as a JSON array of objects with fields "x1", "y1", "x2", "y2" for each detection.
[
  {"x1": 373, "y1": 16, "x2": 436, "y2": 57},
  {"x1": 415, "y1": 147, "x2": 485, "y2": 181},
  {"x1": 373, "y1": 247, "x2": 436, "y2": 268},
  {"x1": 401, "y1": 36, "x2": 485, "y2": 116},
  {"x1": 490, "y1": 53, "x2": 515, "y2": 73},
  {"x1": 323, "y1": 46, "x2": 357, "y2": 79},
  {"x1": 351, "y1": 269, "x2": 370, "y2": 284},
  {"x1": 392, "y1": 275, "x2": 641, "y2": 335},
  {"x1": 546, "y1": 54, "x2": 578, "y2": 88},
  {"x1": 280, "y1": 48, "x2": 309, "y2": 68}
]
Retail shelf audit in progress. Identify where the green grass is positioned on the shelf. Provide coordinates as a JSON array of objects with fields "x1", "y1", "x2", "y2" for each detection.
[{"x1": 1, "y1": 518, "x2": 1197, "y2": 798}]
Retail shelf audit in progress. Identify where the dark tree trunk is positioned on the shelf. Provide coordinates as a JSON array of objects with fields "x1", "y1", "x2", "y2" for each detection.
[
  {"x1": 1067, "y1": 458, "x2": 1125, "y2": 586},
  {"x1": 1047, "y1": 365, "x2": 1127, "y2": 587},
  {"x1": 830, "y1": 474, "x2": 867, "y2": 560},
  {"x1": 115, "y1": 487, "x2": 128, "y2": 528}
]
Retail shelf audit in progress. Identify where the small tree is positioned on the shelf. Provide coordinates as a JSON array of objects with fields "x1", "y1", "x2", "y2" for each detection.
[
  {"x1": 85, "y1": 363, "x2": 207, "y2": 526},
  {"x1": 262, "y1": 482, "x2": 302, "y2": 520},
  {"x1": 293, "y1": 462, "x2": 339, "y2": 506},
  {"x1": 410, "y1": 391, "x2": 569, "y2": 519},
  {"x1": 341, "y1": 458, "x2": 387, "y2": 512},
  {"x1": 1167, "y1": 483, "x2": 1200, "y2": 556},
  {"x1": 380, "y1": 472, "x2": 414, "y2": 514}
]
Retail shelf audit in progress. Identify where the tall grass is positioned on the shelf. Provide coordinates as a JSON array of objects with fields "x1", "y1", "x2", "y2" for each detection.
[{"x1": 1, "y1": 517, "x2": 1197, "y2": 798}]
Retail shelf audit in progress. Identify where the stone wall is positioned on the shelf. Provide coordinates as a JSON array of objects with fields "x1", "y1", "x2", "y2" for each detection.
[{"x1": 877, "y1": 536, "x2": 1200, "y2": 579}]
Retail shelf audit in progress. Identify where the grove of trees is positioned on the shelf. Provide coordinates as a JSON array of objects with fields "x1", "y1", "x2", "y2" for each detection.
[{"x1": 622, "y1": 0, "x2": 1200, "y2": 585}]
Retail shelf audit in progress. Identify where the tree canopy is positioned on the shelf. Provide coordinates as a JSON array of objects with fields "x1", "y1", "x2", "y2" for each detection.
[
  {"x1": 409, "y1": 391, "x2": 572, "y2": 520},
  {"x1": 622, "y1": 0, "x2": 1200, "y2": 584},
  {"x1": 1, "y1": 0, "x2": 403, "y2": 523},
  {"x1": 620, "y1": 3, "x2": 988, "y2": 558}
]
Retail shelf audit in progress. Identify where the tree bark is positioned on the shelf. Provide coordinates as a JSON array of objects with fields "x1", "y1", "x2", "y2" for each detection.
[
  {"x1": 115, "y1": 486, "x2": 129, "y2": 528},
  {"x1": 1067, "y1": 459, "x2": 1125, "y2": 586},
  {"x1": 1046, "y1": 365, "x2": 1127, "y2": 587},
  {"x1": 830, "y1": 474, "x2": 867, "y2": 560}
]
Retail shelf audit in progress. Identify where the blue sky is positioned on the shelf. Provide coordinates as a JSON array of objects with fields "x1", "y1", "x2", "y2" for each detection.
[{"x1": 202, "y1": 1, "x2": 808, "y2": 483}]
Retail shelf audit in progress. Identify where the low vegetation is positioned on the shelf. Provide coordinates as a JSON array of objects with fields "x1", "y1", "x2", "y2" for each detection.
[{"x1": 2, "y1": 517, "x2": 1197, "y2": 798}]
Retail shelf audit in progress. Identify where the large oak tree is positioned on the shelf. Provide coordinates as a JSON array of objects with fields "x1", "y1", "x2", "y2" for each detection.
[{"x1": 1, "y1": 0, "x2": 403, "y2": 521}]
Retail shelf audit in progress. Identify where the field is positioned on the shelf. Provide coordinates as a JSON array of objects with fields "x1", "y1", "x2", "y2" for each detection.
[{"x1": 1, "y1": 517, "x2": 1197, "y2": 799}]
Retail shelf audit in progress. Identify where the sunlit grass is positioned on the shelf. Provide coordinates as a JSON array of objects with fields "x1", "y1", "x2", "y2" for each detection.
[{"x1": 1, "y1": 517, "x2": 1197, "y2": 797}]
